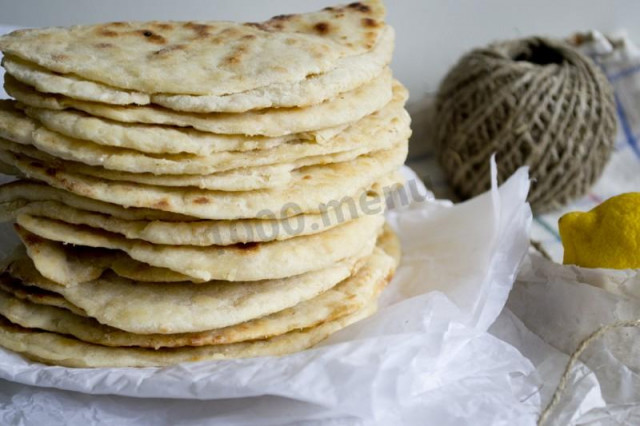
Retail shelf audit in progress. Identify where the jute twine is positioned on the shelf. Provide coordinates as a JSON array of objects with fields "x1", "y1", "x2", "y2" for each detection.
[
  {"x1": 435, "y1": 37, "x2": 617, "y2": 213},
  {"x1": 538, "y1": 318, "x2": 640, "y2": 425}
]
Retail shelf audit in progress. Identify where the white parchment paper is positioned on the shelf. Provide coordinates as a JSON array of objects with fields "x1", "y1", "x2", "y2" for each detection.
[
  {"x1": 507, "y1": 253, "x2": 640, "y2": 425},
  {"x1": 0, "y1": 165, "x2": 542, "y2": 425}
]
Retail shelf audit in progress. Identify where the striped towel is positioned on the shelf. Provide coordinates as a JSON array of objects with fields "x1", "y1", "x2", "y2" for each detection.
[{"x1": 533, "y1": 31, "x2": 640, "y2": 261}]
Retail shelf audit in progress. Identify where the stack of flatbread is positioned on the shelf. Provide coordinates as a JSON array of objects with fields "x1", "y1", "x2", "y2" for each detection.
[{"x1": 0, "y1": 0, "x2": 409, "y2": 367}]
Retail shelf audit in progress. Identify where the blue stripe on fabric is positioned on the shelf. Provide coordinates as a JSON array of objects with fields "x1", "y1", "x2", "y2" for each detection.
[
  {"x1": 534, "y1": 217, "x2": 562, "y2": 241},
  {"x1": 585, "y1": 52, "x2": 640, "y2": 158},
  {"x1": 608, "y1": 63, "x2": 640, "y2": 82},
  {"x1": 614, "y1": 93, "x2": 640, "y2": 158}
]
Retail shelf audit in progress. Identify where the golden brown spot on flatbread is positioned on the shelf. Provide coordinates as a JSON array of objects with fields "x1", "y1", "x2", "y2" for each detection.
[
  {"x1": 311, "y1": 49, "x2": 328, "y2": 59},
  {"x1": 183, "y1": 22, "x2": 212, "y2": 38},
  {"x1": 151, "y1": 23, "x2": 173, "y2": 31},
  {"x1": 57, "y1": 177, "x2": 82, "y2": 194},
  {"x1": 97, "y1": 29, "x2": 118, "y2": 37},
  {"x1": 223, "y1": 45, "x2": 248, "y2": 65},
  {"x1": 343, "y1": 292, "x2": 358, "y2": 302},
  {"x1": 153, "y1": 199, "x2": 170, "y2": 209},
  {"x1": 51, "y1": 54, "x2": 69, "y2": 62},
  {"x1": 106, "y1": 22, "x2": 127, "y2": 28},
  {"x1": 224, "y1": 56, "x2": 240, "y2": 65},
  {"x1": 193, "y1": 197, "x2": 210, "y2": 205},
  {"x1": 139, "y1": 30, "x2": 167, "y2": 44},
  {"x1": 383, "y1": 272, "x2": 394, "y2": 286},
  {"x1": 151, "y1": 44, "x2": 186, "y2": 57},
  {"x1": 314, "y1": 22, "x2": 330, "y2": 35},
  {"x1": 364, "y1": 31, "x2": 377, "y2": 48},
  {"x1": 244, "y1": 22, "x2": 271, "y2": 32},
  {"x1": 219, "y1": 27, "x2": 244, "y2": 38},
  {"x1": 362, "y1": 18, "x2": 379, "y2": 28},
  {"x1": 94, "y1": 42, "x2": 114, "y2": 49},
  {"x1": 16, "y1": 227, "x2": 43, "y2": 246},
  {"x1": 209, "y1": 36, "x2": 224, "y2": 45},
  {"x1": 348, "y1": 2, "x2": 371, "y2": 13}
]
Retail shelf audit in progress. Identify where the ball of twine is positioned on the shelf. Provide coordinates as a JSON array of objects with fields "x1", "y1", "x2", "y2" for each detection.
[{"x1": 434, "y1": 37, "x2": 617, "y2": 213}]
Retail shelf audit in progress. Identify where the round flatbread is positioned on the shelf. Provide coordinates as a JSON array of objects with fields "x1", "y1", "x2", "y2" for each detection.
[
  {"x1": 2, "y1": 26, "x2": 393, "y2": 113},
  {"x1": 4, "y1": 242, "x2": 380, "y2": 334},
  {"x1": 0, "y1": 172, "x2": 403, "y2": 247},
  {"x1": 0, "y1": 302, "x2": 377, "y2": 368},
  {"x1": 0, "y1": 83, "x2": 408, "y2": 175},
  {"x1": 0, "y1": 236, "x2": 397, "y2": 347},
  {"x1": 0, "y1": 1, "x2": 386, "y2": 95},
  {"x1": 15, "y1": 213, "x2": 384, "y2": 281},
  {"x1": 0, "y1": 140, "x2": 408, "y2": 219},
  {"x1": 5, "y1": 71, "x2": 393, "y2": 137}
]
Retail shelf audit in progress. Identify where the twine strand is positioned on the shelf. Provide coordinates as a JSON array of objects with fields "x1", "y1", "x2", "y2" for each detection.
[
  {"x1": 538, "y1": 318, "x2": 640, "y2": 425},
  {"x1": 529, "y1": 240, "x2": 552, "y2": 260}
]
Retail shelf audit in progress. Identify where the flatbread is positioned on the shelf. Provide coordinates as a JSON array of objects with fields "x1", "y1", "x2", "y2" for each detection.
[
  {"x1": 0, "y1": 172, "x2": 403, "y2": 246},
  {"x1": 5, "y1": 70, "x2": 393, "y2": 136},
  {"x1": 13, "y1": 233, "x2": 196, "y2": 285},
  {"x1": 2, "y1": 26, "x2": 393, "y2": 113},
  {"x1": 0, "y1": 140, "x2": 298, "y2": 191},
  {"x1": 0, "y1": 180, "x2": 195, "y2": 222},
  {"x1": 0, "y1": 141, "x2": 408, "y2": 219},
  {"x1": 152, "y1": 27, "x2": 393, "y2": 112},
  {"x1": 0, "y1": 188, "x2": 390, "y2": 245},
  {"x1": 16, "y1": 213, "x2": 384, "y2": 281},
  {"x1": 0, "y1": 83, "x2": 408, "y2": 174},
  {"x1": 2, "y1": 55, "x2": 150, "y2": 105},
  {"x1": 0, "y1": 1, "x2": 386, "y2": 95},
  {"x1": 0, "y1": 302, "x2": 376, "y2": 368},
  {"x1": 0, "y1": 100, "x2": 35, "y2": 145},
  {"x1": 22, "y1": 105, "x2": 336, "y2": 155},
  {"x1": 4, "y1": 242, "x2": 375, "y2": 333},
  {"x1": 0, "y1": 274, "x2": 85, "y2": 315},
  {"x1": 0, "y1": 240, "x2": 397, "y2": 347},
  {"x1": 0, "y1": 138, "x2": 405, "y2": 191},
  {"x1": 0, "y1": 159, "x2": 19, "y2": 176}
]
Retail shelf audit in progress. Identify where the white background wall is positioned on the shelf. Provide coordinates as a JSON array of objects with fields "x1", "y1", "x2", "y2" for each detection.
[{"x1": 0, "y1": 0, "x2": 638, "y2": 157}]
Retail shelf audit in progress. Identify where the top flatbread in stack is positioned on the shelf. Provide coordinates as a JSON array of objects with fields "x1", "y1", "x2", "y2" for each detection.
[
  {"x1": 0, "y1": 0, "x2": 411, "y2": 368},
  {"x1": 0, "y1": 1, "x2": 391, "y2": 109}
]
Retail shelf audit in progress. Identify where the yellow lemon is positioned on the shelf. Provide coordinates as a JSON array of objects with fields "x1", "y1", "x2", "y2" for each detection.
[{"x1": 559, "y1": 193, "x2": 640, "y2": 269}]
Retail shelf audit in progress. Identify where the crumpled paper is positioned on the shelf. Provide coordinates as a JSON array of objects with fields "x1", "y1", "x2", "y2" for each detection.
[
  {"x1": 507, "y1": 252, "x2": 640, "y2": 425},
  {"x1": 0, "y1": 165, "x2": 539, "y2": 425}
]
